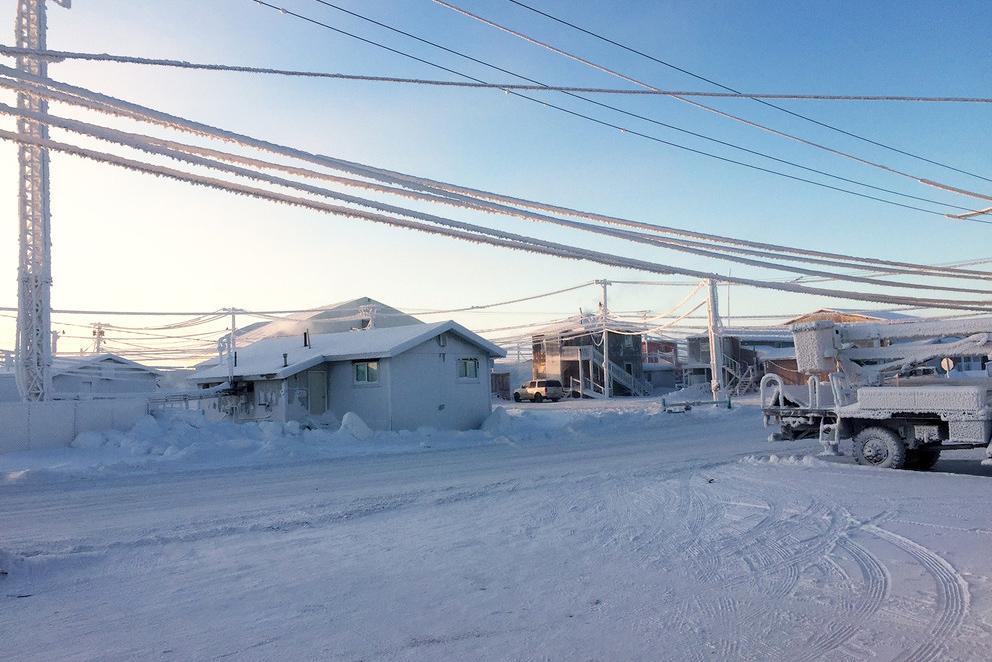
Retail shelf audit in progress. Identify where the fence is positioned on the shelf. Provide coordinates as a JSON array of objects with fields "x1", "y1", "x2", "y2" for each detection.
[{"x1": 0, "y1": 398, "x2": 149, "y2": 454}]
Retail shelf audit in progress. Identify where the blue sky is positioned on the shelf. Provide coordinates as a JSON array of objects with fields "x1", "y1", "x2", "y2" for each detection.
[{"x1": 0, "y1": 0, "x2": 989, "y2": 356}]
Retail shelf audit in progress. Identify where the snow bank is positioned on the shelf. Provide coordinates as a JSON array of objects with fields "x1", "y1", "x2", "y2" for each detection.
[
  {"x1": 739, "y1": 453, "x2": 819, "y2": 467},
  {"x1": 0, "y1": 401, "x2": 740, "y2": 481}
]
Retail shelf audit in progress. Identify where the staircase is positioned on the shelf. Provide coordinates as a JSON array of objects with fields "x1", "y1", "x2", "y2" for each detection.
[
  {"x1": 722, "y1": 355, "x2": 757, "y2": 396},
  {"x1": 585, "y1": 346, "x2": 653, "y2": 397}
]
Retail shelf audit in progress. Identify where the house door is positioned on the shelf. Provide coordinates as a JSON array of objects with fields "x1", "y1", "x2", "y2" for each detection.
[
  {"x1": 307, "y1": 371, "x2": 327, "y2": 415},
  {"x1": 624, "y1": 362, "x2": 633, "y2": 375}
]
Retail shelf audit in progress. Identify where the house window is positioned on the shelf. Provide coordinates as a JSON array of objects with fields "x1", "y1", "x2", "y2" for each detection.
[
  {"x1": 354, "y1": 360, "x2": 379, "y2": 383},
  {"x1": 457, "y1": 358, "x2": 479, "y2": 379},
  {"x1": 623, "y1": 335, "x2": 633, "y2": 348}
]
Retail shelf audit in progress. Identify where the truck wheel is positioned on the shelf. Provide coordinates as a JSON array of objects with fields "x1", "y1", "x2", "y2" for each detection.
[
  {"x1": 907, "y1": 447, "x2": 941, "y2": 471},
  {"x1": 513, "y1": 392, "x2": 521, "y2": 402},
  {"x1": 533, "y1": 393, "x2": 544, "y2": 403},
  {"x1": 853, "y1": 426, "x2": 908, "y2": 469}
]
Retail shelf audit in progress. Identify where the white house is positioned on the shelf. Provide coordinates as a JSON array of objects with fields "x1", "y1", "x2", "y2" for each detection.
[
  {"x1": 189, "y1": 321, "x2": 506, "y2": 430},
  {"x1": 0, "y1": 353, "x2": 161, "y2": 402}
]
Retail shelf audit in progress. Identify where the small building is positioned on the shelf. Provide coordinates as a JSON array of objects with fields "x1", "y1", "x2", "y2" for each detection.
[
  {"x1": 683, "y1": 330, "x2": 793, "y2": 393},
  {"x1": 531, "y1": 315, "x2": 651, "y2": 397},
  {"x1": 0, "y1": 353, "x2": 161, "y2": 402},
  {"x1": 189, "y1": 321, "x2": 506, "y2": 430}
]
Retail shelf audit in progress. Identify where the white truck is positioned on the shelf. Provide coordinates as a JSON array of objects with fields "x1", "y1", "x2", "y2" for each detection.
[{"x1": 761, "y1": 318, "x2": 992, "y2": 470}]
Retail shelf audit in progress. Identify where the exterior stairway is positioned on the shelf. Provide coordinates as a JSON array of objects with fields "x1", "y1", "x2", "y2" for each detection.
[{"x1": 560, "y1": 344, "x2": 653, "y2": 397}]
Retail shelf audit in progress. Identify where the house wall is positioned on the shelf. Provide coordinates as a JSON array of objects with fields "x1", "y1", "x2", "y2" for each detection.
[
  {"x1": 326, "y1": 358, "x2": 393, "y2": 430},
  {"x1": 54, "y1": 369, "x2": 159, "y2": 397},
  {"x1": 390, "y1": 334, "x2": 492, "y2": 431}
]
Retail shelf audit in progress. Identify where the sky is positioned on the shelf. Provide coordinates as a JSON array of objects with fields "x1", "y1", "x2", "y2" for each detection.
[{"x1": 0, "y1": 0, "x2": 989, "y2": 362}]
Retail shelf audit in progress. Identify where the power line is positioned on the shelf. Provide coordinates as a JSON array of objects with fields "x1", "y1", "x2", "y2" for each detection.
[
  {"x1": 2, "y1": 45, "x2": 989, "y2": 104},
  {"x1": 504, "y1": 0, "x2": 992, "y2": 185},
  {"x1": 4, "y1": 128, "x2": 991, "y2": 313},
  {"x1": 271, "y1": 1, "x2": 984, "y2": 218},
  {"x1": 435, "y1": 0, "x2": 992, "y2": 204},
  {"x1": 12, "y1": 102, "x2": 990, "y2": 295},
  {"x1": 5, "y1": 65, "x2": 990, "y2": 280}
]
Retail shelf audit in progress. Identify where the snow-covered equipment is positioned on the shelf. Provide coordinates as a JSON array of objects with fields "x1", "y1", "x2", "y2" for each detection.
[{"x1": 761, "y1": 317, "x2": 992, "y2": 470}]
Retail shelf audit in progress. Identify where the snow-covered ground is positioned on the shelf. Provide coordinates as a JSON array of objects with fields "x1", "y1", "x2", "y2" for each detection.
[{"x1": 2, "y1": 399, "x2": 992, "y2": 660}]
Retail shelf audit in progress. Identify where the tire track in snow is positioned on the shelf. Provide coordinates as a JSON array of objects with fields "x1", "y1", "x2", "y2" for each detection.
[
  {"x1": 792, "y1": 537, "x2": 890, "y2": 662},
  {"x1": 866, "y1": 524, "x2": 970, "y2": 662}
]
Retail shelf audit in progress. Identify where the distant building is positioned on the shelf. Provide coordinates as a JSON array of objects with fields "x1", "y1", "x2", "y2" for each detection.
[
  {"x1": 0, "y1": 353, "x2": 161, "y2": 402},
  {"x1": 190, "y1": 320, "x2": 506, "y2": 430},
  {"x1": 531, "y1": 315, "x2": 651, "y2": 397},
  {"x1": 642, "y1": 336, "x2": 679, "y2": 392}
]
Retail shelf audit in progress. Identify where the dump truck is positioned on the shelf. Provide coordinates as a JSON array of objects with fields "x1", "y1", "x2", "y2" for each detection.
[{"x1": 761, "y1": 318, "x2": 992, "y2": 470}]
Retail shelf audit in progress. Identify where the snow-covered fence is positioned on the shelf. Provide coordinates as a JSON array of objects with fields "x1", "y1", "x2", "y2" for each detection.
[{"x1": 0, "y1": 398, "x2": 148, "y2": 454}]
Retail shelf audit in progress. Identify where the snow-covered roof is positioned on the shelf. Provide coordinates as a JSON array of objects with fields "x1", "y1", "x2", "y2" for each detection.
[
  {"x1": 685, "y1": 328, "x2": 793, "y2": 342},
  {"x1": 191, "y1": 320, "x2": 505, "y2": 383},
  {"x1": 532, "y1": 313, "x2": 645, "y2": 337},
  {"x1": 234, "y1": 297, "x2": 423, "y2": 346},
  {"x1": 754, "y1": 346, "x2": 797, "y2": 362},
  {"x1": 0, "y1": 353, "x2": 161, "y2": 377},
  {"x1": 784, "y1": 308, "x2": 918, "y2": 325},
  {"x1": 50, "y1": 353, "x2": 163, "y2": 376}
]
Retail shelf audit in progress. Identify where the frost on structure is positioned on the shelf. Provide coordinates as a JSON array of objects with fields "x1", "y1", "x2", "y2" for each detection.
[{"x1": 857, "y1": 385, "x2": 988, "y2": 412}]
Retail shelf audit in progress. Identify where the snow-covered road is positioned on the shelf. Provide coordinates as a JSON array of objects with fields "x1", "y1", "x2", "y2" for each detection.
[{"x1": 2, "y1": 401, "x2": 992, "y2": 660}]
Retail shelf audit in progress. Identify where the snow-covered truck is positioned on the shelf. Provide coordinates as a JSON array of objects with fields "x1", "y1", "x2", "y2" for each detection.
[{"x1": 760, "y1": 318, "x2": 992, "y2": 470}]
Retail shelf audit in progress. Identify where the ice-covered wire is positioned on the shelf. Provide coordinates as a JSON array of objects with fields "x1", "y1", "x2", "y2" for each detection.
[
  {"x1": 434, "y1": 0, "x2": 992, "y2": 203},
  {"x1": 16, "y1": 103, "x2": 992, "y2": 295},
  {"x1": 2, "y1": 45, "x2": 988, "y2": 103},
  {"x1": 5, "y1": 128, "x2": 992, "y2": 313},
  {"x1": 260, "y1": 2, "x2": 986, "y2": 216},
  {"x1": 4, "y1": 65, "x2": 992, "y2": 280},
  {"x1": 505, "y1": 0, "x2": 992, "y2": 185}
]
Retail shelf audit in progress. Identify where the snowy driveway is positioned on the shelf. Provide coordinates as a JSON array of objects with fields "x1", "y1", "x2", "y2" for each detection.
[{"x1": 2, "y1": 402, "x2": 992, "y2": 660}]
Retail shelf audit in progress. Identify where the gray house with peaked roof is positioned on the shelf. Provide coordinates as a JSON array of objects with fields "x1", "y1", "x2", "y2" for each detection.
[{"x1": 190, "y1": 321, "x2": 506, "y2": 430}]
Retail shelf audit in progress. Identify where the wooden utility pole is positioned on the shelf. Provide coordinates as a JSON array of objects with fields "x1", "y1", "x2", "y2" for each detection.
[{"x1": 706, "y1": 278, "x2": 724, "y2": 401}]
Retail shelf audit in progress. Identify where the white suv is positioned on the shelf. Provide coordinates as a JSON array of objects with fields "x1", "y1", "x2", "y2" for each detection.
[{"x1": 513, "y1": 379, "x2": 564, "y2": 403}]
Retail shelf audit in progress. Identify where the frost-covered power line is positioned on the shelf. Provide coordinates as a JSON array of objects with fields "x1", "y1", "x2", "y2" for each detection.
[
  {"x1": 1, "y1": 45, "x2": 988, "y2": 103},
  {"x1": 6, "y1": 101, "x2": 989, "y2": 296},
  {"x1": 434, "y1": 0, "x2": 992, "y2": 203},
  {"x1": 5, "y1": 64, "x2": 991, "y2": 285},
  {"x1": 5, "y1": 127, "x2": 992, "y2": 313},
  {"x1": 252, "y1": 1, "x2": 985, "y2": 218},
  {"x1": 504, "y1": 0, "x2": 992, "y2": 185}
]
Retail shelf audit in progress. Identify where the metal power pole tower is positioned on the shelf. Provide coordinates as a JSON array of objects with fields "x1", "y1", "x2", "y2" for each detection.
[
  {"x1": 91, "y1": 322, "x2": 105, "y2": 353},
  {"x1": 13, "y1": 0, "x2": 70, "y2": 401}
]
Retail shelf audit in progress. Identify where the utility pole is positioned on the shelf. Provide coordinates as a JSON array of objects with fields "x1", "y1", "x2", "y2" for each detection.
[
  {"x1": 597, "y1": 279, "x2": 611, "y2": 398},
  {"x1": 706, "y1": 278, "x2": 724, "y2": 401},
  {"x1": 91, "y1": 322, "x2": 105, "y2": 353},
  {"x1": 13, "y1": 0, "x2": 69, "y2": 401},
  {"x1": 227, "y1": 308, "x2": 237, "y2": 385}
]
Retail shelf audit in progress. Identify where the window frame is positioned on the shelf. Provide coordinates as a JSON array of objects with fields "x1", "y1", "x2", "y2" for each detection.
[
  {"x1": 353, "y1": 359, "x2": 380, "y2": 385},
  {"x1": 456, "y1": 357, "x2": 480, "y2": 381}
]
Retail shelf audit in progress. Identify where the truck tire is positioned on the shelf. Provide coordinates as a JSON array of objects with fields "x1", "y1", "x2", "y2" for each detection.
[
  {"x1": 533, "y1": 392, "x2": 544, "y2": 403},
  {"x1": 513, "y1": 392, "x2": 521, "y2": 402},
  {"x1": 853, "y1": 426, "x2": 908, "y2": 469},
  {"x1": 907, "y1": 447, "x2": 941, "y2": 471}
]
